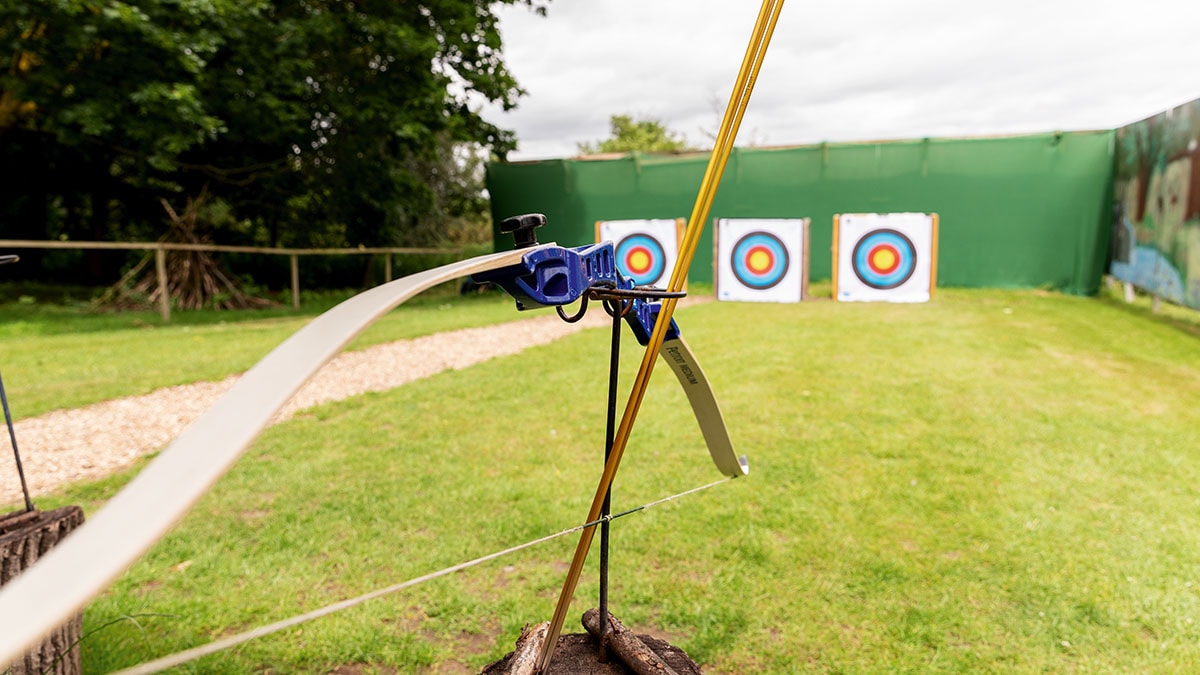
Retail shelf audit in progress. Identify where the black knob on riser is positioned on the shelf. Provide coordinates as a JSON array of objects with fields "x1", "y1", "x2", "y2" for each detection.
[{"x1": 499, "y1": 213, "x2": 546, "y2": 249}]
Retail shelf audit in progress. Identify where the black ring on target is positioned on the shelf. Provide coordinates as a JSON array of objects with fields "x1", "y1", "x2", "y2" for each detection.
[
  {"x1": 730, "y1": 231, "x2": 790, "y2": 290},
  {"x1": 851, "y1": 228, "x2": 917, "y2": 290}
]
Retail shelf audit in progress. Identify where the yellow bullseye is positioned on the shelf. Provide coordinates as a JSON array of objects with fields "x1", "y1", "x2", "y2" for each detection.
[
  {"x1": 747, "y1": 249, "x2": 772, "y2": 273},
  {"x1": 870, "y1": 248, "x2": 897, "y2": 272},
  {"x1": 628, "y1": 249, "x2": 652, "y2": 272}
]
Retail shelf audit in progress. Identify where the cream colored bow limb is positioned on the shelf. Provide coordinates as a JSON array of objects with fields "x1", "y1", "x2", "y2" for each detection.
[
  {"x1": 0, "y1": 243, "x2": 749, "y2": 670},
  {"x1": 533, "y1": 1, "x2": 786, "y2": 671},
  {"x1": 0, "y1": 248, "x2": 540, "y2": 668}
]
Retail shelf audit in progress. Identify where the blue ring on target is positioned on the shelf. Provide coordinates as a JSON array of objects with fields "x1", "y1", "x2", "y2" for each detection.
[
  {"x1": 731, "y1": 231, "x2": 789, "y2": 290},
  {"x1": 614, "y1": 234, "x2": 667, "y2": 286},
  {"x1": 852, "y1": 228, "x2": 916, "y2": 290}
]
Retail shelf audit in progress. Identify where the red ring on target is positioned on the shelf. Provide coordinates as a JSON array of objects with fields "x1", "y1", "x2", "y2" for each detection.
[{"x1": 867, "y1": 244, "x2": 901, "y2": 275}]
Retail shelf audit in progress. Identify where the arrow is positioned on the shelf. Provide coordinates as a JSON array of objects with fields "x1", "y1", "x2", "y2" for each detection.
[{"x1": 534, "y1": 1, "x2": 786, "y2": 670}]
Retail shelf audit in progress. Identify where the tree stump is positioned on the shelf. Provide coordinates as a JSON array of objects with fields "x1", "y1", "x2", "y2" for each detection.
[
  {"x1": 481, "y1": 610, "x2": 702, "y2": 675},
  {"x1": 0, "y1": 506, "x2": 85, "y2": 675}
]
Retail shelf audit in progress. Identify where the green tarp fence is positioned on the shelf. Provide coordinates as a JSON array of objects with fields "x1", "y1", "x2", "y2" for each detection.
[{"x1": 487, "y1": 130, "x2": 1115, "y2": 294}]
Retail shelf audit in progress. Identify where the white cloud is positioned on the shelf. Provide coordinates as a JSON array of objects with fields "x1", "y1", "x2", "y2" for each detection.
[{"x1": 480, "y1": 0, "x2": 1200, "y2": 160}]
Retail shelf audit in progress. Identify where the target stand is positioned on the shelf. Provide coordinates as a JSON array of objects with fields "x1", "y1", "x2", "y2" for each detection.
[
  {"x1": 715, "y1": 218, "x2": 809, "y2": 303},
  {"x1": 833, "y1": 212, "x2": 939, "y2": 303}
]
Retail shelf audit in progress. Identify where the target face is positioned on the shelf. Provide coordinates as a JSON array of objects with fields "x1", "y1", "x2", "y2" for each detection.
[
  {"x1": 835, "y1": 213, "x2": 938, "y2": 303},
  {"x1": 731, "y1": 232, "x2": 790, "y2": 290},
  {"x1": 615, "y1": 234, "x2": 667, "y2": 286},
  {"x1": 597, "y1": 219, "x2": 682, "y2": 288},
  {"x1": 852, "y1": 229, "x2": 916, "y2": 289},
  {"x1": 716, "y1": 219, "x2": 807, "y2": 303}
]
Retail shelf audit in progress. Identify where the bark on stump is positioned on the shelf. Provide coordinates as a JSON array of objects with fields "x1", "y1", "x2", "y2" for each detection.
[{"x1": 0, "y1": 506, "x2": 86, "y2": 675}]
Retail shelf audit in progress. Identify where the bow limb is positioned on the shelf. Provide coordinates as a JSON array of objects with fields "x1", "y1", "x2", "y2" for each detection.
[
  {"x1": 658, "y1": 335, "x2": 748, "y2": 477},
  {"x1": 0, "y1": 246, "x2": 547, "y2": 668}
]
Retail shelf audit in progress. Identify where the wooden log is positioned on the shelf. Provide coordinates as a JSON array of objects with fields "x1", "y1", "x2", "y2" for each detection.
[
  {"x1": 0, "y1": 506, "x2": 85, "y2": 675},
  {"x1": 507, "y1": 621, "x2": 548, "y2": 675},
  {"x1": 582, "y1": 609, "x2": 679, "y2": 675}
]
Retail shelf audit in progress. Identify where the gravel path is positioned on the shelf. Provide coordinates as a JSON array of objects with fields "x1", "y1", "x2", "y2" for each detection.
[{"x1": 1, "y1": 307, "x2": 633, "y2": 504}]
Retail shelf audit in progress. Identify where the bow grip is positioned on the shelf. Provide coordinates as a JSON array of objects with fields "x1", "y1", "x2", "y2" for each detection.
[{"x1": 472, "y1": 242, "x2": 621, "y2": 310}]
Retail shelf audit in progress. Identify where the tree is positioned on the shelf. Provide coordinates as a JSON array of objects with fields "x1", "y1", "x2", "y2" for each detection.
[
  {"x1": 1, "y1": 0, "x2": 547, "y2": 282},
  {"x1": 1, "y1": 0, "x2": 240, "y2": 279},
  {"x1": 577, "y1": 114, "x2": 693, "y2": 155}
]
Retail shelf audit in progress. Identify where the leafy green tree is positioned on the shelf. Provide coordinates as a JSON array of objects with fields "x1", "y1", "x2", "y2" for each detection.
[
  {"x1": 1, "y1": 0, "x2": 545, "y2": 282},
  {"x1": 577, "y1": 114, "x2": 693, "y2": 155}
]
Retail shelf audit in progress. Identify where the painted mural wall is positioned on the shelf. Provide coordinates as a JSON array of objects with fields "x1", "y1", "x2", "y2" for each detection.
[{"x1": 1111, "y1": 97, "x2": 1200, "y2": 309}]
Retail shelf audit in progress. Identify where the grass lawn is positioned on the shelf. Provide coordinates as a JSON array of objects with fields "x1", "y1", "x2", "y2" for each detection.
[{"x1": 21, "y1": 285, "x2": 1200, "y2": 673}]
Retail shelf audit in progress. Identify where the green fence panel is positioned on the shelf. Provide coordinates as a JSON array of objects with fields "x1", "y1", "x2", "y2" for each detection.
[{"x1": 487, "y1": 130, "x2": 1115, "y2": 294}]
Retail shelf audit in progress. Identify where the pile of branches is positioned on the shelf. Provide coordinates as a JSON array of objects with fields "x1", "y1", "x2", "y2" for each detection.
[{"x1": 96, "y1": 192, "x2": 274, "y2": 312}]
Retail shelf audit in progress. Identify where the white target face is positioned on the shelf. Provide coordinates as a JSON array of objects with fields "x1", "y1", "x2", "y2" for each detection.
[
  {"x1": 835, "y1": 213, "x2": 937, "y2": 303},
  {"x1": 597, "y1": 219, "x2": 681, "y2": 288},
  {"x1": 716, "y1": 219, "x2": 807, "y2": 303}
]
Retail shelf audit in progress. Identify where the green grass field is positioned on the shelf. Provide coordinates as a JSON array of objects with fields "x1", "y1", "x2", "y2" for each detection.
[{"x1": 15, "y1": 285, "x2": 1200, "y2": 673}]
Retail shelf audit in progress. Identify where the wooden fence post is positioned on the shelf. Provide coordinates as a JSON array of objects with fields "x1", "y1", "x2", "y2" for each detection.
[
  {"x1": 385, "y1": 254, "x2": 392, "y2": 283},
  {"x1": 154, "y1": 247, "x2": 170, "y2": 322},
  {"x1": 290, "y1": 254, "x2": 300, "y2": 309}
]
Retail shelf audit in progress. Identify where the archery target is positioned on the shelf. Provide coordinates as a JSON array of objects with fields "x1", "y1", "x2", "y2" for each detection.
[
  {"x1": 596, "y1": 219, "x2": 682, "y2": 287},
  {"x1": 716, "y1": 218, "x2": 808, "y2": 303},
  {"x1": 835, "y1": 212, "x2": 938, "y2": 303},
  {"x1": 853, "y1": 229, "x2": 916, "y2": 289}
]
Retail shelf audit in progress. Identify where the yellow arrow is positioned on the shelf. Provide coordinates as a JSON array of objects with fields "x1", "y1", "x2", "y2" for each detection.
[{"x1": 534, "y1": 1, "x2": 786, "y2": 670}]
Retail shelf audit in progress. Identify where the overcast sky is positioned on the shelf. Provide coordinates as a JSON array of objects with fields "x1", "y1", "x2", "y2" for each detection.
[{"x1": 477, "y1": 0, "x2": 1200, "y2": 161}]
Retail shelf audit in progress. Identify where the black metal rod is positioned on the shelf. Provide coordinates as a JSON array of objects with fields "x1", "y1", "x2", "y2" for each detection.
[
  {"x1": 0, "y1": 372, "x2": 34, "y2": 512},
  {"x1": 598, "y1": 300, "x2": 624, "y2": 652}
]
